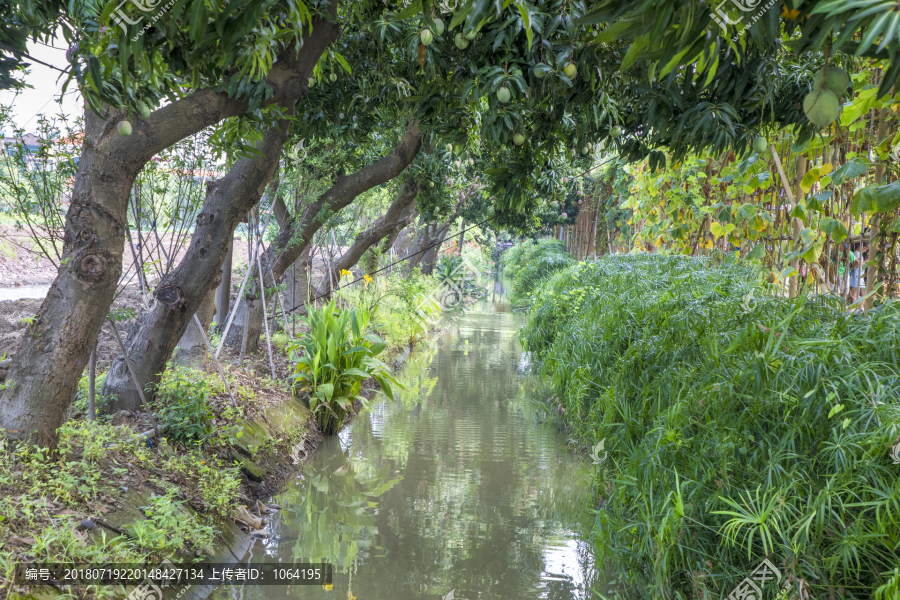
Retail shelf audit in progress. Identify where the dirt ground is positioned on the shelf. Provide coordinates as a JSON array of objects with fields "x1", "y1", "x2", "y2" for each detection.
[
  {"x1": 0, "y1": 225, "x2": 262, "y2": 287},
  {"x1": 0, "y1": 254, "x2": 338, "y2": 391}
]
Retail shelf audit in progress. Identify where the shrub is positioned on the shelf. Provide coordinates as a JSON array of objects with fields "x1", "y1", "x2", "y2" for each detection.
[
  {"x1": 149, "y1": 366, "x2": 218, "y2": 444},
  {"x1": 520, "y1": 254, "x2": 900, "y2": 600},
  {"x1": 289, "y1": 300, "x2": 401, "y2": 434}
]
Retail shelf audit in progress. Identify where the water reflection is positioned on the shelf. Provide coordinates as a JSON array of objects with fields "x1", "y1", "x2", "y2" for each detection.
[{"x1": 213, "y1": 292, "x2": 598, "y2": 600}]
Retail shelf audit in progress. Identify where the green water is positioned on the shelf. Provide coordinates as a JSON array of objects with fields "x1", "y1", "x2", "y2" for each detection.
[{"x1": 213, "y1": 289, "x2": 598, "y2": 600}]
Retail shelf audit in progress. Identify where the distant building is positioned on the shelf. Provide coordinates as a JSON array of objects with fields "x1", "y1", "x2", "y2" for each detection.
[{"x1": 1, "y1": 132, "x2": 42, "y2": 168}]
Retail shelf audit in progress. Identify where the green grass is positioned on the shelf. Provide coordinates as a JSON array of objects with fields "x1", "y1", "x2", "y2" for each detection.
[
  {"x1": 504, "y1": 239, "x2": 574, "y2": 309},
  {"x1": 519, "y1": 254, "x2": 900, "y2": 600}
]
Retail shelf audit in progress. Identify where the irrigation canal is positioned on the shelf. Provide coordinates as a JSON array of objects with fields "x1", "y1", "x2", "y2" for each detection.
[{"x1": 211, "y1": 284, "x2": 601, "y2": 600}]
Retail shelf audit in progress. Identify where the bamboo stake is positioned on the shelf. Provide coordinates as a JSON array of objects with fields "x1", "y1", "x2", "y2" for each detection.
[
  {"x1": 257, "y1": 252, "x2": 277, "y2": 379},
  {"x1": 107, "y1": 314, "x2": 159, "y2": 439},
  {"x1": 770, "y1": 146, "x2": 804, "y2": 296},
  {"x1": 291, "y1": 261, "x2": 295, "y2": 337},
  {"x1": 238, "y1": 301, "x2": 251, "y2": 366},
  {"x1": 88, "y1": 342, "x2": 97, "y2": 422},
  {"x1": 193, "y1": 313, "x2": 237, "y2": 407},
  {"x1": 216, "y1": 202, "x2": 276, "y2": 359}
]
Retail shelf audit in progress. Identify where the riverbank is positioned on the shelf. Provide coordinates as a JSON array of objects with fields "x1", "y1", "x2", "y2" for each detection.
[
  {"x1": 510, "y1": 242, "x2": 900, "y2": 600},
  {"x1": 0, "y1": 265, "x2": 465, "y2": 600}
]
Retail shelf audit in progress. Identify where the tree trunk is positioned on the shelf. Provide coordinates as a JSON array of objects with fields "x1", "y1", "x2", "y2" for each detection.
[
  {"x1": 102, "y1": 118, "x2": 294, "y2": 411},
  {"x1": 317, "y1": 180, "x2": 418, "y2": 297},
  {"x1": 0, "y1": 12, "x2": 340, "y2": 445},
  {"x1": 173, "y1": 287, "x2": 217, "y2": 369},
  {"x1": 227, "y1": 120, "x2": 422, "y2": 347},
  {"x1": 392, "y1": 225, "x2": 417, "y2": 262},
  {"x1": 865, "y1": 107, "x2": 890, "y2": 309},
  {"x1": 421, "y1": 225, "x2": 450, "y2": 275},
  {"x1": 404, "y1": 222, "x2": 432, "y2": 275},
  {"x1": 214, "y1": 235, "x2": 233, "y2": 330}
]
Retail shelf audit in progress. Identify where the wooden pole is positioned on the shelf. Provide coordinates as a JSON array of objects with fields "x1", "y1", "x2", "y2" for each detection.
[
  {"x1": 216, "y1": 202, "x2": 275, "y2": 359},
  {"x1": 193, "y1": 313, "x2": 237, "y2": 407},
  {"x1": 107, "y1": 314, "x2": 159, "y2": 439},
  {"x1": 88, "y1": 342, "x2": 97, "y2": 422},
  {"x1": 257, "y1": 252, "x2": 277, "y2": 379}
]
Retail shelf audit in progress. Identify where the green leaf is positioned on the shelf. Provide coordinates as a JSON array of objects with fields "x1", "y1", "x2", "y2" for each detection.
[
  {"x1": 851, "y1": 181, "x2": 900, "y2": 216},
  {"x1": 819, "y1": 217, "x2": 848, "y2": 243},
  {"x1": 317, "y1": 382, "x2": 334, "y2": 401},
  {"x1": 800, "y1": 233, "x2": 825, "y2": 263},
  {"x1": 342, "y1": 368, "x2": 372, "y2": 379},
  {"x1": 747, "y1": 244, "x2": 765, "y2": 260},
  {"x1": 829, "y1": 158, "x2": 869, "y2": 185},
  {"x1": 397, "y1": 0, "x2": 423, "y2": 19},
  {"x1": 620, "y1": 35, "x2": 649, "y2": 71},
  {"x1": 590, "y1": 20, "x2": 631, "y2": 44}
]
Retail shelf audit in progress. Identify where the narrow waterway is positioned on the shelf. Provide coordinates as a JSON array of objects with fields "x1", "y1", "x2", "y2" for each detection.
[
  {"x1": 214, "y1": 287, "x2": 598, "y2": 600},
  {"x1": 0, "y1": 284, "x2": 51, "y2": 301}
]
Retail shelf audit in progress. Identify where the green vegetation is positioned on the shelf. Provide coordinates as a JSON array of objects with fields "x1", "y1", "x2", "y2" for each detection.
[
  {"x1": 519, "y1": 253, "x2": 900, "y2": 599},
  {"x1": 290, "y1": 300, "x2": 401, "y2": 434},
  {"x1": 0, "y1": 421, "x2": 235, "y2": 599},
  {"x1": 149, "y1": 365, "x2": 222, "y2": 444},
  {"x1": 504, "y1": 239, "x2": 574, "y2": 309}
]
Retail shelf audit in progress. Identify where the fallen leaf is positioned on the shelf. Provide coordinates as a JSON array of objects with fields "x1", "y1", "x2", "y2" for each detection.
[{"x1": 7, "y1": 536, "x2": 36, "y2": 547}]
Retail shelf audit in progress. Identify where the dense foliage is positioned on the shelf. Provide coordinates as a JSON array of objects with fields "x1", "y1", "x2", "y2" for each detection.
[
  {"x1": 504, "y1": 239, "x2": 574, "y2": 308},
  {"x1": 519, "y1": 253, "x2": 900, "y2": 599},
  {"x1": 289, "y1": 301, "x2": 401, "y2": 434}
]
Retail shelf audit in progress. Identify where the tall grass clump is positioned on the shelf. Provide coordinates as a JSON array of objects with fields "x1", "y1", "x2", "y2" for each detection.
[
  {"x1": 504, "y1": 239, "x2": 574, "y2": 309},
  {"x1": 520, "y1": 254, "x2": 900, "y2": 600},
  {"x1": 289, "y1": 300, "x2": 401, "y2": 435}
]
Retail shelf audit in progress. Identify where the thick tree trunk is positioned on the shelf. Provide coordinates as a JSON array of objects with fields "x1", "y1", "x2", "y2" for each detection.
[
  {"x1": 404, "y1": 223, "x2": 432, "y2": 275},
  {"x1": 173, "y1": 287, "x2": 217, "y2": 369},
  {"x1": 421, "y1": 225, "x2": 450, "y2": 275},
  {"x1": 382, "y1": 208, "x2": 418, "y2": 259},
  {"x1": 0, "y1": 12, "x2": 339, "y2": 445},
  {"x1": 102, "y1": 118, "x2": 294, "y2": 411},
  {"x1": 317, "y1": 180, "x2": 418, "y2": 297},
  {"x1": 227, "y1": 121, "x2": 422, "y2": 347},
  {"x1": 392, "y1": 223, "x2": 416, "y2": 255},
  {"x1": 214, "y1": 235, "x2": 233, "y2": 329}
]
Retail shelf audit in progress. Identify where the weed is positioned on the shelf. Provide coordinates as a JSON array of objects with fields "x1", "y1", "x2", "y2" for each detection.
[{"x1": 148, "y1": 366, "x2": 219, "y2": 445}]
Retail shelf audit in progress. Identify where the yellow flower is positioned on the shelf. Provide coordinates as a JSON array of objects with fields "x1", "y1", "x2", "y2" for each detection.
[
  {"x1": 340, "y1": 269, "x2": 352, "y2": 280},
  {"x1": 363, "y1": 274, "x2": 373, "y2": 289},
  {"x1": 781, "y1": 6, "x2": 800, "y2": 19},
  {"x1": 324, "y1": 583, "x2": 334, "y2": 591}
]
